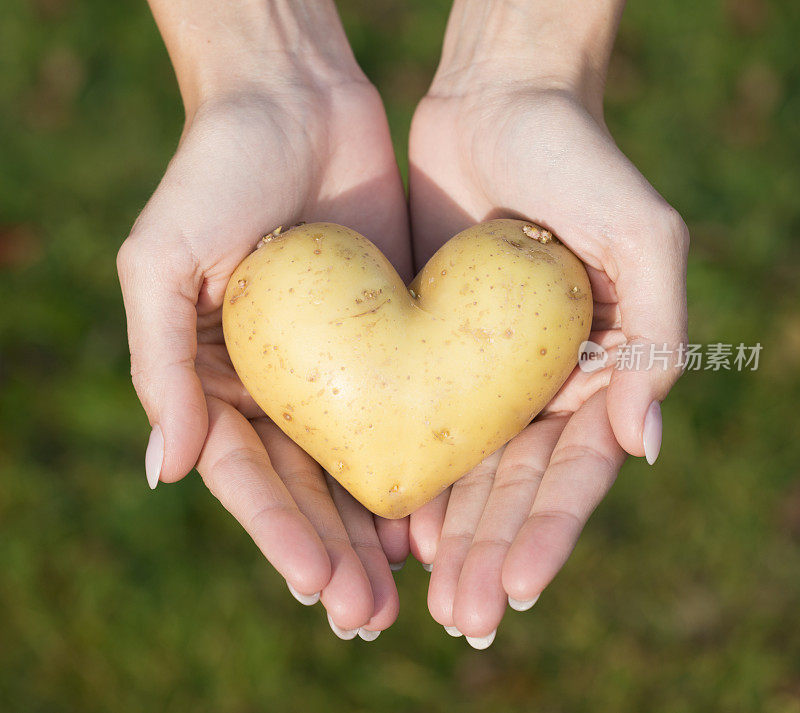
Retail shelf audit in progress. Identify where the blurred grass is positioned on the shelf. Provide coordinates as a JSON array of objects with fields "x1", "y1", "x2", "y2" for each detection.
[{"x1": 1, "y1": 0, "x2": 800, "y2": 711}]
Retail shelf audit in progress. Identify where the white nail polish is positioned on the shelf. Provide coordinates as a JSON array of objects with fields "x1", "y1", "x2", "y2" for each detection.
[
  {"x1": 327, "y1": 613, "x2": 358, "y2": 640},
  {"x1": 643, "y1": 400, "x2": 663, "y2": 465},
  {"x1": 287, "y1": 581, "x2": 320, "y2": 606},
  {"x1": 421, "y1": 562, "x2": 433, "y2": 572},
  {"x1": 389, "y1": 561, "x2": 405, "y2": 572},
  {"x1": 357, "y1": 628, "x2": 381, "y2": 641},
  {"x1": 444, "y1": 625, "x2": 463, "y2": 637},
  {"x1": 465, "y1": 630, "x2": 496, "y2": 650},
  {"x1": 508, "y1": 594, "x2": 540, "y2": 611},
  {"x1": 145, "y1": 425, "x2": 163, "y2": 490}
]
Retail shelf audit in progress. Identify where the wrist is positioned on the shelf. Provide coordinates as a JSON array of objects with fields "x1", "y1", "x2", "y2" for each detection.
[
  {"x1": 148, "y1": 0, "x2": 366, "y2": 117},
  {"x1": 428, "y1": 0, "x2": 625, "y2": 116}
]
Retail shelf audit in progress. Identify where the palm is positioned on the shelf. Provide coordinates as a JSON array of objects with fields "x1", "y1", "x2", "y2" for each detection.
[{"x1": 410, "y1": 87, "x2": 652, "y2": 404}]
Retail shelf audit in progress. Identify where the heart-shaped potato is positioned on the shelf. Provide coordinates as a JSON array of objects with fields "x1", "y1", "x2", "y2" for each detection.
[{"x1": 223, "y1": 219, "x2": 591, "y2": 518}]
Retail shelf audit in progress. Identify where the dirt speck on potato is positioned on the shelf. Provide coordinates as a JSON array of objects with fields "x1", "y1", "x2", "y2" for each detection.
[
  {"x1": 257, "y1": 226, "x2": 283, "y2": 248},
  {"x1": 522, "y1": 223, "x2": 555, "y2": 244},
  {"x1": 228, "y1": 278, "x2": 249, "y2": 304}
]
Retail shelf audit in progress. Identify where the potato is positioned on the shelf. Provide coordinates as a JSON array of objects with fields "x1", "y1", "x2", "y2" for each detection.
[{"x1": 222, "y1": 219, "x2": 592, "y2": 519}]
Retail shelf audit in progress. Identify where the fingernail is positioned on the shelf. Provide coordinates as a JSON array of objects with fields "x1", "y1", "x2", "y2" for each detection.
[
  {"x1": 421, "y1": 562, "x2": 433, "y2": 572},
  {"x1": 508, "y1": 593, "x2": 540, "y2": 611},
  {"x1": 287, "y1": 581, "x2": 320, "y2": 606},
  {"x1": 465, "y1": 630, "x2": 496, "y2": 650},
  {"x1": 444, "y1": 625, "x2": 463, "y2": 637},
  {"x1": 643, "y1": 400, "x2": 662, "y2": 465},
  {"x1": 357, "y1": 628, "x2": 381, "y2": 641},
  {"x1": 327, "y1": 613, "x2": 358, "y2": 640},
  {"x1": 389, "y1": 561, "x2": 405, "y2": 572},
  {"x1": 145, "y1": 425, "x2": 163, "y2": 490}
]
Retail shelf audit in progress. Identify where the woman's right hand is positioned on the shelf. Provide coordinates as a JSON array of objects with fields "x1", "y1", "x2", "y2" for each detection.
[{"x1": 117, "y1": 3, "x2": 413, "y2": 638}]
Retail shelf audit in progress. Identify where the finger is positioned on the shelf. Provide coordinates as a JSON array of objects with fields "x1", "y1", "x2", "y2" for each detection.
[
  {"x1": 196, "y1": 397, "x2": 331, "y2": 596},
  {"x1": 408, "y1": 488, "x2": 450, "y2": 567},
  {"x1": 328, "y1": 479, "x2": 400, "y2": 636},
  {"x1": 606, "y1": 208, "x2": 689, "y2": 462},
  {"x1": 452, "y1": 416, "x2": 567, "y2": 638},
  {"x1": 543, "y1": 329, "x2": 625, "y2": 414},
  {"x1": 502, "y1": 390, "x2": 626, "y2": 602},
  {"x1": 117, "y1": 233, "x2": 207, "y2": 487},
  {"x1": 196, "y1": 343, "x2": 264, "y2": 418},
  {"x1": 426, "y1": 450, "x2": 503, "y2": 629},
  {"x1": 252, "y1": 420, "x2": 375, "y2": 633},
  {"x1": 374, "y1": 515, "x2": 410, "y2": 570}
]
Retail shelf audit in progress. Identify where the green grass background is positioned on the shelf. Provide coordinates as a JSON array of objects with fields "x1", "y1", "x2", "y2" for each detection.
[{"x1": 2, "y1": 0, "x2": 800, "y2": 710}]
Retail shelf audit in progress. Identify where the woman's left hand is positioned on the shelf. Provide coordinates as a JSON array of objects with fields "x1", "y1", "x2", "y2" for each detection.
[{"x1": 406, "y1": 66, "x2": 688, "y2": 647}]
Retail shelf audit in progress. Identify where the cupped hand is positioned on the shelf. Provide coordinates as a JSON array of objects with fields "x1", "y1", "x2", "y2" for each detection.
[
  {"x1": 117, "y1": 74, "x2": 412, "y2": 638},
  {"x1": 407, "y1": 81, "x2": 688, "y2": 645}
]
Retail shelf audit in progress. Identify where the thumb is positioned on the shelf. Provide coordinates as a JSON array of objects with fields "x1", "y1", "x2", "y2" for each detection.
[
  {"x1": 606, "y1": 209, "x2": 689, "y2": 464},
  {"x1": 117, "y1": 232, "x2": 208, "y2": 488}
]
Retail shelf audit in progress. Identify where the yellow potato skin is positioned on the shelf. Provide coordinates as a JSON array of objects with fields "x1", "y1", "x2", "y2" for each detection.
[{"x1": 222, "y1": 219, "x2": 592, "y2": 518}]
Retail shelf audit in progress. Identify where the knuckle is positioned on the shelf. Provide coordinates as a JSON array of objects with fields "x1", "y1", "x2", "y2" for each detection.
[
  {"x1": 286, "y1": 475, "x2": 330, "y2": 506},
  {"x1": 531, "y1": 508, "x2": 583, "y2": 533},
  {"x1": 494, "y1": 461, "x2": 545, "y2": 491},
  {"x1": 116, "y1": 228, "x2": 160, "y2": 284},
  {"x1": 117, "y1": 223, "x2": 199, "y2": 285},
  {"x1": 614, "y1": 203, "x2": 690, "y2": 257},
  {"x1": 657, "y1": 204, "x2": 690, "y2": 252},
  {"x1": 208, "y1": 446, "x2": 267, "y2": 485},
  {"x1": 128, "y1": 362, "x2": 157, "y2": 406},
  {"x1": 471, "y1": 534, "x2": 513, "y2": 550},
  {"x1": 350, "y1": 539, "x2": 384, "y2": 555},
  {"x1": 246, "y1": 501, "x2": 296, "y2": 533},
  {"x1": 126, "y1": 354, "x2": 157, "y2": 415},
  {"x1": 440, "y1": 530, "x2": 474, "y2": 546},
  {"x1": 115, "y1": 237, "x2": 138, "y2": 281},
  {"x1": 551, "y1": 443, "x2": 618, "y2": 474},
  {"x1": 459, "y1": 464, "x2": 497, "y2": 487},
  {"x1": 129, "y1": 362, "x2": 148, "y2": 393}
]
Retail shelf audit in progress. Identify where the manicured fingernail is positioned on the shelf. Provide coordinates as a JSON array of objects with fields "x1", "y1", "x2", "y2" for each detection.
[
  {"x1": 389, "y1": 561, "x2": 405, "y2": 572},
  {"x1": 287, "y1": 581, "x2": 320, "y2": 606},
  {"x1": 357, "y1": 628, "x2": 381, "y2": 641},
  {"x1": 508, "y1": 594, "x2": 540, "y2": 611},
  {"x1": 327, "y1": 613, "x2": 358, "y2": 640},
  {"x1": 643, "y1": 400, "x2": 662, "y2": 465},
  {"x1": 444, "y1": 625, "x2": 463, "y2": 637},
  {"x1": 465, "y1": 630, "x2": 496, "y2": 650},
  {"x1": 145, "y1": 425, "x2": 163, "y2": 490},
  {"x1": 421, "y1": 562, "x2": 433, "y2": 572}
]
